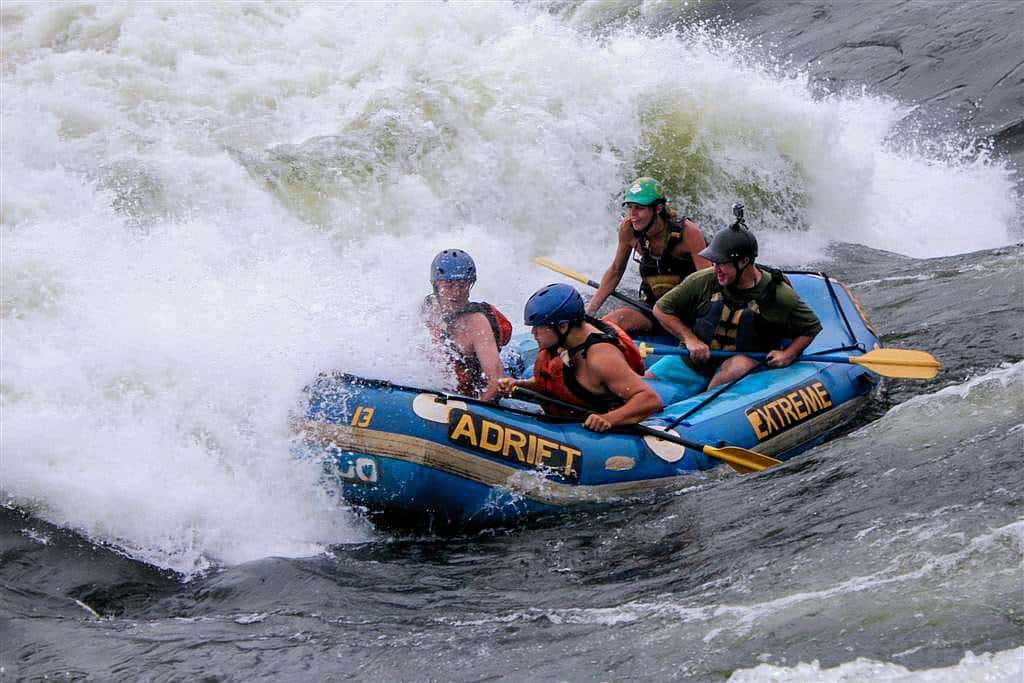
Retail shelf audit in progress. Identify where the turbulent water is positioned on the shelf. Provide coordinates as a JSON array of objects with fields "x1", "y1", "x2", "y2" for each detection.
[{"x1": 2, "y1": 2, "x2": 1022, "y2": 680}]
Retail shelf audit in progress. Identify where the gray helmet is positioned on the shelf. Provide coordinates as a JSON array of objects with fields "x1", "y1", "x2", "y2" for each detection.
[{"x1": 699, "y1": 224, "x2": 758, "y2": 264}]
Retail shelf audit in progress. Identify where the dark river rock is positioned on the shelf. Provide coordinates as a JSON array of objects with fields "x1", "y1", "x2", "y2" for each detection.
[{"x1": 703, "y1": 1, "x2": 1023, "y2": 139}]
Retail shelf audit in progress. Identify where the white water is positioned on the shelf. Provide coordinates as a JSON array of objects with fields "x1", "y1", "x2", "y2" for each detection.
[
  {"x1": 1, "y1": 2, "x2": 1019, "y2": 574},
  {"x1": 729, "y1": 646, "x2": 1024, "y2": 682}
]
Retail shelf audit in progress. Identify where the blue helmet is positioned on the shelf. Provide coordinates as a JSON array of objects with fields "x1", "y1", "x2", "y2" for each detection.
[
  {"x1": 430, "y1": 249, "x2": 476, "y2": 283},
  {"x1": 524, "y1": 283, "x2": 585, "y2": 326}
]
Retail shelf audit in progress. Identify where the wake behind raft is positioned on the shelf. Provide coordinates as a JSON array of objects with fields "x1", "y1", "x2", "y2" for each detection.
[{"x1": 293, "y1": 272, "x2": 885, "y2": 531}]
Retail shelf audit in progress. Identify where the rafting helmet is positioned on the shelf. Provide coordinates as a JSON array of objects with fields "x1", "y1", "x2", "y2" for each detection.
[
  {"x1": 430, "y1": 249, "x2": 477, "y2": 283},
  {"x1": 699, "y1": 223, "x2": 758, "y2": 265},
  {"x1": 623, "y1": 177, "x2": 667, "y2": 207},
  {"x1": 524, "y1": 283, "x2": 585, "y2": 327}
]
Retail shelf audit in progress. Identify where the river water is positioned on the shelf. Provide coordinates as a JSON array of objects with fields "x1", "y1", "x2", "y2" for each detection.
[{"x1": 2, "y1": 2, "x2": 1022, "y2": 680}]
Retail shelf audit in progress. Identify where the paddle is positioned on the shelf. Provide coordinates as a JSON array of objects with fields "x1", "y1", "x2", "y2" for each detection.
[
  {"x1": 510, "y1": 386, "x2": 781, "y2": 474},
  {"x1": 637, "y1": 343, "x2": 941, "y2": 380},
  {"x1": 532, "y1": 257, "x2": 656, "y2": 319}
]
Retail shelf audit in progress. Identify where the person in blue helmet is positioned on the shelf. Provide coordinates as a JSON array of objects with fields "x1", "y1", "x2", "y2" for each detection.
[
  {"x1": 497, "y1": 284, "x2": 662, "y2": 432},
  {"x1": 422, "y1": 249, "x2": 512, "y2": 401}
]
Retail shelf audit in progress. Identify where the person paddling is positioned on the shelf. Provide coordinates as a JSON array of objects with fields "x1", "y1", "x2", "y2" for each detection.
[
  {"x1": 648, "y1": 215, "x2": 822, "y2": 395},
  {"x1": 422, "y1": 249, "x2": 511, "y2": 402},
  {"x1": 498, "y1": 284, "x2": 662, "y2": 432},
  {"x1": 586, "y1": 177, "x2": 711, "y2": 333}
]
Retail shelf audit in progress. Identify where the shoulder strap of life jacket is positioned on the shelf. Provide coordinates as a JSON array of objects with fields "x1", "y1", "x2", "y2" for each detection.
[
  {"x1": 755, "y1": 266, "x2": 785, "y2": 308},
  {"x1": 563, "y1": 317, "x2": 644, "y2": 374},
  {"x1": 634, "y1": 217, "x2": 686, "y2": 259}
]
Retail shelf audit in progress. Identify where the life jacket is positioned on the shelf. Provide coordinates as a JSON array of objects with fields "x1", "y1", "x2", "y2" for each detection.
[
  {"x1": 691, "y1": 267, "x2": 790, "y2": 354},
  {"x1": 633, "y1": 218, "x2": 698, "y2": 305},
  {"x1": 532, "y1": 317, "x2": 645, "y2": 416},
  {"x1": 425, "y1": 298, "x2": 512, "y2": 396}
]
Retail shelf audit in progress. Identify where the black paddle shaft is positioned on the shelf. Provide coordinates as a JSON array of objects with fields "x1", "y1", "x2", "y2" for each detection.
[
  {"x1": 593, "y1": 281, "x2": 655, "y2": 321},
  {"x1": 511, "y1": 386, "x2": 709, "y2": 454}
]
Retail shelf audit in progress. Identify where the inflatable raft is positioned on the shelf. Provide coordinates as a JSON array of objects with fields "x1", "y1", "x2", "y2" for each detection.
[{"x1": 294, "y1": 272, "x2": 881, "y2": 530}]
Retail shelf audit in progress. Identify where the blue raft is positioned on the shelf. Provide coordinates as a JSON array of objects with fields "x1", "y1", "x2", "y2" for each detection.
[{"x1": 295, "y1": 272, "x2": 881, "y2": 530}]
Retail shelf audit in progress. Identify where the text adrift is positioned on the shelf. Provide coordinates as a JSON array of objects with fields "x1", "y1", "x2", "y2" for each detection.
[
  {"x1": 745, "y1": 381, "x2": 833, "y2": 441},
  {"x1": 447, "y1": 409, "x2": 582, "y2": 478}
]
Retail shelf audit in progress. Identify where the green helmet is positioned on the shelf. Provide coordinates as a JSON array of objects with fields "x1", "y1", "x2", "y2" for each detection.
[{"x1": 623, "y1": 177, "x2": 667, "y2": 206}]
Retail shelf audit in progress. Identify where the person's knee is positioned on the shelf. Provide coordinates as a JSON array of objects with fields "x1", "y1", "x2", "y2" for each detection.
[
  {"x1": 722, "y1": 355, "x2": 757, "y2": 373},
  {"x1": 603, "y1": 308, "x2": 650, "y2": 333},
  {"x1": 710, "y1": 355, "x2": 757, "y2": 386},
  {"x1": 602, "y1": 308, "x2": 628, "y2": 326}
]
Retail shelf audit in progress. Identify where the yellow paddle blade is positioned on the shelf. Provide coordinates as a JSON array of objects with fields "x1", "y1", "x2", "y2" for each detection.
[
  {"x1": 852, "y1": 348, "x2": 942, "y2": 379},
  {"x1": 702, "y1": 445, "x2": 781, "y2": 473},
  {"x1": 533, "y1": 257, "x2": 590, "y2": 285},
  {"x1": 722, "y1": 459, "x2": 758, "y2": 475}
]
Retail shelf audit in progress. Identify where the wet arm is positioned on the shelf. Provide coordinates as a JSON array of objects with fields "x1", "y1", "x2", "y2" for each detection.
[
  {"x1": 765, "y1": 291, "x2": 822, "y2": 367},
  {"x1": 497, "y1": 375, "x2": 540, "y2": 397},
  {"x1": 653, "y1": 305, "x2": 700, "y2": 347},
  {"x1": 653, "y1": 284, "x2": 710, "y2": 362},
  {"x1": 465, "y1": 316, "x2": 506, "y2": 401},
  {"x1": 766, "y1": 334, "x2": 816, "y2": 368},
  {"x1": 592, "y1": 346, "x2": 663, "y2": 427},
  {"x1": 586, "y1": 221, "x2": 633, "y2": 315},
  {"x1": 681, "y1": 219, "x2": 712, "y2": 270}
]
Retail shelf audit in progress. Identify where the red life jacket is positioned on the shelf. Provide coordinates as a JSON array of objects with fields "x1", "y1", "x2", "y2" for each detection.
[
  {"x1": 425, "y1": 299, "x2": 512, "y2": 397},
  {"x1": 532, "y1": 317, "x2": 645, "y2": 416}
]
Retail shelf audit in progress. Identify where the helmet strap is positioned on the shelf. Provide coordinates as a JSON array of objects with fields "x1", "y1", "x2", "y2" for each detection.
[
  {"x1": 541, "y1": 322, "x2": 577, "y2": 353},
  {"x1": 555, "y1": 322, "x2": 571, "y2": 349},
  {"x1": 731, "y1": 257, "x2": 755, "y2": 286}
]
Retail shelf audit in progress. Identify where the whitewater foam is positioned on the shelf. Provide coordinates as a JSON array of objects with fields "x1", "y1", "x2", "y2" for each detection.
[{"x1": 728, "y1": 646, "x2": 1024, "y2": 682}]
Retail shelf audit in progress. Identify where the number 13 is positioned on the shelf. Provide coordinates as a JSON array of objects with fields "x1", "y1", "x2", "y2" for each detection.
[{"x1": 351, "y1": 406, "x2": 375, "y2": 428}]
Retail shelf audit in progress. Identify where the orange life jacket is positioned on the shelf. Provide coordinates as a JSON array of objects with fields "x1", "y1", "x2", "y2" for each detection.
[
  {"x1": 425, "y1": 299, "x2": 512, "y2": 396},
  {"x1": 532, "y1": 317, "x2": 645, "y2": 416}
]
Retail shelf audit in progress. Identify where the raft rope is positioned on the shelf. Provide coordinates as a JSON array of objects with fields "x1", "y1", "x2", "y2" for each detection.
[
  {"x1": 315, "y1": 372, "x2": 576, "y2": 422},
  {"x1": 784, "y1": 270, "x2": 863, "y2": 350}
]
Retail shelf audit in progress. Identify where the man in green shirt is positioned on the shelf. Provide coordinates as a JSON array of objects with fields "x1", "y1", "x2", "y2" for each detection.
[{"x1": 648, "y1": 222, "x2": 822, "y2": 395}]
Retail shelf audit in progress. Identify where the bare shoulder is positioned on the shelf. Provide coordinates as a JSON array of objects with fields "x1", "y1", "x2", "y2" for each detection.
[
  {"x1": 682, "y1": 218, "x2": 705, "y2": 240},
  {"x1": 586, "y1": 342, "x2": 633, "y2": 373},
  {"x1": 677, "y1": 218, "x2": 707, "y2": 251},
  {"x1": 452, "y1": 311, "x2": 492, "y2": 337}
]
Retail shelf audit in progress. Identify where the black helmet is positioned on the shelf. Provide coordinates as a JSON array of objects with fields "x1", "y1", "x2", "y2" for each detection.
[{"x1": 699, "y1": 223, "x2": 758, "y2": 264}]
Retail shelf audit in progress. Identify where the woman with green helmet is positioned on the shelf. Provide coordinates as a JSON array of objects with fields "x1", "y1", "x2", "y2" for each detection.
[{"x1": 586, "y1": 177, "x2": 711, "y2": 334}]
